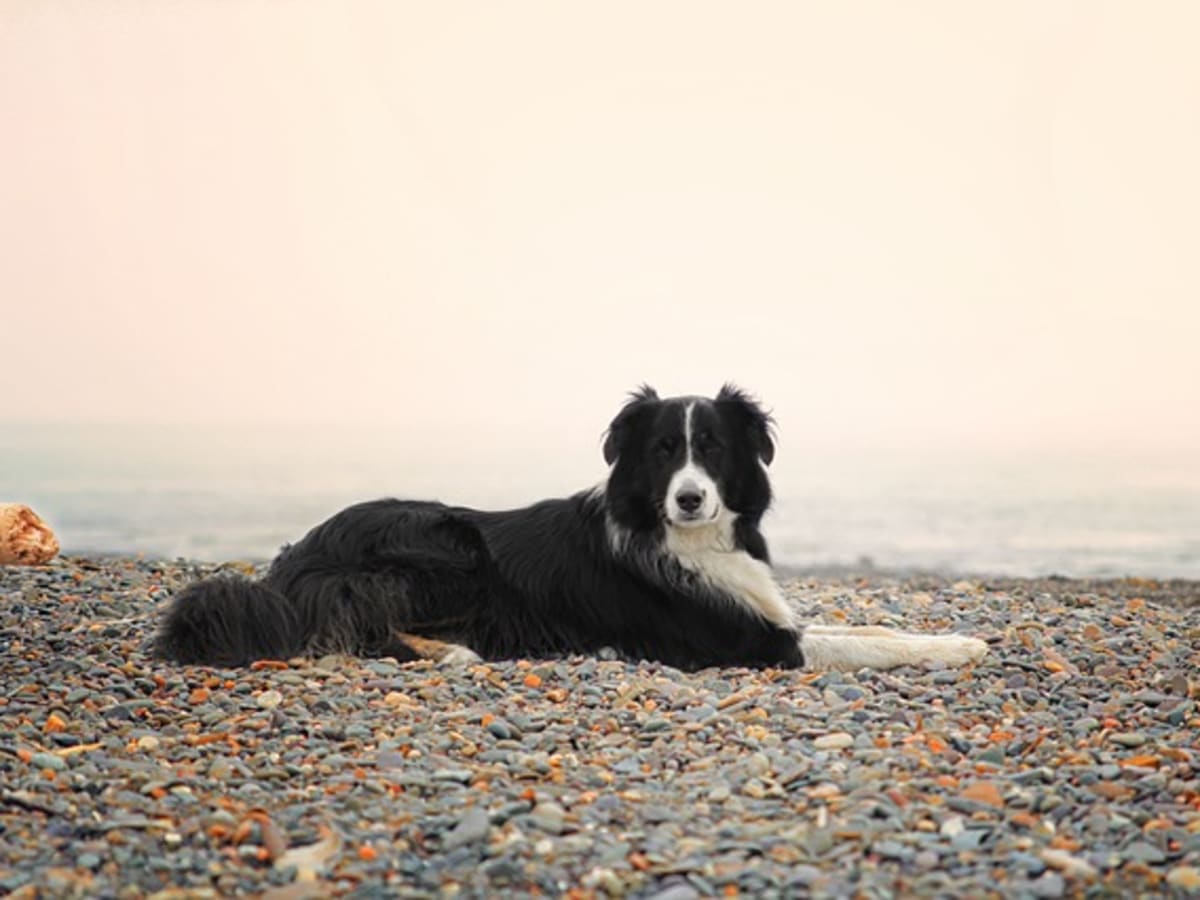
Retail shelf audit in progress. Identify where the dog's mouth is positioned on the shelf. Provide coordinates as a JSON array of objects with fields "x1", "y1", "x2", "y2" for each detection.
[{"x1": 665, "y1": 505, "x2": 722, "y2": 529}]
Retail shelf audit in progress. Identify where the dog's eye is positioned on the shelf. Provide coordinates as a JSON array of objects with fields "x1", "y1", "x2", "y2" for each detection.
[
  {"x1": 695, "y1": 434, "x2": 723, "y2": 457},
  {"x1": 655, "y1": 438, "x2": 677, "y2": 458}
]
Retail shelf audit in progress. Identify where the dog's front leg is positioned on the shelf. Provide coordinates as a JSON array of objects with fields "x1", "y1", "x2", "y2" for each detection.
[{"x1": 799, "y1": 624, "x2": 988, "y2": 672}]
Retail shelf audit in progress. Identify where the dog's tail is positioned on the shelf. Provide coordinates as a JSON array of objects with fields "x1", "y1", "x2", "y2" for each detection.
[{"x1": 154, "y1": 576, "x2": 307, "y2": 667}]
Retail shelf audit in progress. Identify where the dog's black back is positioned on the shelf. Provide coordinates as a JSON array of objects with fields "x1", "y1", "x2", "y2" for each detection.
[{"x1": 155, "y1": 385, "x2": 803, "y2": 670}]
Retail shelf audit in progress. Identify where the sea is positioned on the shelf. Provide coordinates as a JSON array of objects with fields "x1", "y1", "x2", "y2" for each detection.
[{"x1": 3, "y1": 423, "x2": 1198, "y2": 580}]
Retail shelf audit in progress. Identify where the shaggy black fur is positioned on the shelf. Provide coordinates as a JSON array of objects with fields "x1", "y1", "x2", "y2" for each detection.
[{"x1": 155, "y1": 385, "x2": 803, "y2": 670}]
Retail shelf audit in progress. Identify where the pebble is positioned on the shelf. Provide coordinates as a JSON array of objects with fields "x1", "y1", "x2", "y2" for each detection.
[
  {"x1": 812, "y1": 731, "x2": 854, "y2": 750},
  {"x1": 528, "y1": 801, "x2": 567, "y2": 835},
  {"x1": 1028, "y1": 871, "x2": 1066, "y2": 898},
  {"x1": 29, "y1": 752, "x2": 67, "y2": 772},
  {"x1": 646, "y1": 884, "x2": 701, "y2": 900},
  {"x1": 2, "y1": 557, "x2": 1199, "y2": 897},
  {"x1": 1168, "y1": 866, "x2": 1200, "y2": 892},
  {"x1": 1109, "y1": 731, "x2": 1148, "y2": 747},
  {"x1": 442, "y1": 806, "x2": 491, "y2": 850},
  {"x1": 1123, "y1": 840, "x2": 1167, "y2": 864}
]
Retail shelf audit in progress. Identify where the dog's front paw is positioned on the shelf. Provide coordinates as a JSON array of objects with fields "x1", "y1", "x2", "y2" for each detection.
[
  {"x1": 940, "y1": 635, "x2": 988, "y2": 666},
  {"x1": 440, "y1": 645, "x2": 483, "y2": 665}
]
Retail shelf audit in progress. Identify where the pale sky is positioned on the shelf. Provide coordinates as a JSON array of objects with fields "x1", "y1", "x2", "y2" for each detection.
[{"x1": 2, "y1": 1, "x2": 1198, "y2": 456}]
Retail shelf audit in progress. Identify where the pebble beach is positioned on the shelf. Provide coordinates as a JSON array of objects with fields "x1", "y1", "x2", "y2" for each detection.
[{"x1": 2, "y1": 557, "x2": 1200, "y2": 899}]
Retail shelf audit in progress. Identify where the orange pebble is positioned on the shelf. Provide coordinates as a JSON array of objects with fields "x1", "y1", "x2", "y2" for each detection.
[
  {"x1": 523, "y1": 673, "x2": 543, "y2": 689},
  {"x1": 358, "y1": 845, "x2": 377, "y2": 861}
]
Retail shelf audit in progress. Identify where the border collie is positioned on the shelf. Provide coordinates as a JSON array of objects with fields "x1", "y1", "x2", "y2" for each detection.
[{"x1": 156, "y1": 385, "x2": 987, "y2": 672}]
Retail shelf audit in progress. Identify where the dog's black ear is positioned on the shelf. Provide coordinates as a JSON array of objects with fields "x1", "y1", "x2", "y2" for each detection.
[
  {"x1": 716, "y1": 383, "x2": 775, "y2": 465},
  {"x1": 603, "y1": 384, "x2": 660, "y2": 464}
]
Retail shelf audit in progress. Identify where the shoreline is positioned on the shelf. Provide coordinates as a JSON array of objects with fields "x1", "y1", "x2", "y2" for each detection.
[{"x1": 2, "y1": 556, "x2": 1199, "y2": 897}]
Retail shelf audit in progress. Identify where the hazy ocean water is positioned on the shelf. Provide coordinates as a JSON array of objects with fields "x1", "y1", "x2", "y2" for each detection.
[{"x1": 3, "y1": 424, "x2": 1198, "y2": 579}]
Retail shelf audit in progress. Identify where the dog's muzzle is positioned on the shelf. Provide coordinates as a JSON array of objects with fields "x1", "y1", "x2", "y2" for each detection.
[{"x1": 667, "y1": 475, "x2": 720, "y2": 526}]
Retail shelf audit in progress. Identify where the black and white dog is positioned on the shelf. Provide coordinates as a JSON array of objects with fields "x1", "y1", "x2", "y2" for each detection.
[{"x1": 156, "y1": 385, "x2": 987, "y2": 672}]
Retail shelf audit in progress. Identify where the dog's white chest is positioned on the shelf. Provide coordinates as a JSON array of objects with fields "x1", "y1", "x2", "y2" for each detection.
[{"x1": 664, "y1": 520, "x2": 794, "y2": 629}]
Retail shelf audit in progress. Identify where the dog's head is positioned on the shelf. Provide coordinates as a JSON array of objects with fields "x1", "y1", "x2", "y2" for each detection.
[{"x1": 603, "y1": 384, "x2": 775, "y2": 534}]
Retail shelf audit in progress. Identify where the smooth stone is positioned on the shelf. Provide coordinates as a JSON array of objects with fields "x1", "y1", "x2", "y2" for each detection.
[
  {"x1": 375, "y1": 751, "x2": 406, "y2": 769},
  {"x1": 1028, "y1": 872, "x2": 1066, "y2": 898},
  {"x1": 940, "y1": 816, "x2": 966, "y2": 838},
  {"x1": 442, "y1": 807, "x2": 490, "y2": 850},
  {"x1": 486, "y1": 719, "x2": 515, "y2": 739},
  {"x1": 1109, "y1": 732, "x2": 1147, "y2": 747},
  {"x1": 707, "y1": 783, "x2": 732, "y2": 802},
  {"x1": 529, "y1": 802, "x2": 567, "y2": 834},
  {"x1": 431, "y1": 768, "x2": 474, "y2": 784},
  {"x1": 1167, "y1": 866, "x2": 1200, "y2": 892},
  {"x1": 914, "y1": 850, "x2": 940, "y2": 869},
  {"x1": 977, "y1": 747, "x2": 1006, "y2": 765},
  {"x1": 873, "y1": 840, "x2": 911, "y2": 861},
  {"x1": 1123, "y1": 841, "x2": 1166, "y2": 864},
  {"x1": 646, "y1": 885, "x2": 700, "y2": 900},
  {"x1": 30, "y1": 752, "x2": 67, "y2": 771},
  {"x1": 950, "y1": 830, "x2": 990, "y2": 851},
  {"x1": 813, "y1": 732, "x2": 854, "y2": 751}
]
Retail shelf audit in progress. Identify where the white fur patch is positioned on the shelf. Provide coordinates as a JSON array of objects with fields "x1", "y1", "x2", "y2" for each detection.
[
  {"x1": 663, "y1": 512, "x2": 795, "y2": 629},
  {"x1": 665, "y1": 402, "x2": 721, "y2": 527},
  {"x1": 800, "y1": 624, "x2": 988, "y2": 672}
]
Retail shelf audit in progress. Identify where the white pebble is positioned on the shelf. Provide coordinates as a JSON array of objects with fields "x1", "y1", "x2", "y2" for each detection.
[{"x1": 812, "y1": 732, "x2": 854, "y2": 750}]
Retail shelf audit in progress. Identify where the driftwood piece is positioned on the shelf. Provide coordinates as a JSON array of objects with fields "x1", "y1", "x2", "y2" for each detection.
[{"x1": 0, "y1": 504, "x2": 60, "y2": 565}]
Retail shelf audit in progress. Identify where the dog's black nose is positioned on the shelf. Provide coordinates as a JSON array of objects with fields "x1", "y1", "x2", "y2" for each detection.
[{"x1": 676, "y1": 488, "x2": 704, "y2": 514}]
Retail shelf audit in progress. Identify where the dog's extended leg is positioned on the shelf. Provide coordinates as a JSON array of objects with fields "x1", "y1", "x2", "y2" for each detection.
[
  {"x1": 387, "y1": 634, "x2": 482, "y2": 665},
  {"x1": 799, "y1": 624, "x2": 988, "y2": 672}
]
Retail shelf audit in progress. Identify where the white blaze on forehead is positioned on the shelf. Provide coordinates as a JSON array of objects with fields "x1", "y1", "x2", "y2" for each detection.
[{"x1": 665, "y1": 401, "x2": 722, "y2": 526}]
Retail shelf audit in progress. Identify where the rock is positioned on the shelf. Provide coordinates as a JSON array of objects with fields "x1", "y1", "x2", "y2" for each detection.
[
  {"x1": 256, "y1": 690, "x2": 283, "y2": 710},
  {"x1": 528, "y1": 801, "x2": 567, "y2": 834},
  {"x1": 959, "y1": 780, "x2": 1004, "y2": 809},
  {"x1": 432, "y1": 767, "x2": 474, "y2": 784},
  {"x1": 873, "y1": 840, "x2": 911, "y2": 861},
  {"x1": 646, "y1": 884, "x2": 700, "y2": 900},
  {"x1": 813, "y1": 732, "x2": 854, "y2": 751},
  {"x1": 486, "y1": 718, "x2": 515, "y2": 739},
  {"x1": 1028, "y1": 871, "x2": 1066, "y2": 898},
  {"x1": 914, "y1": 850, "x2": 939, "y2": 869},
  {"x1": 1109, "y1": 732, "x2": 1148, "y2": 748},
  {"x1": 1040, "y1": 848, "x2": 1098, "y2": 879},
  {"x1": 30, "y1": 752, "x2": 67, "y2": 771},
  {"x1": 0, "y1": 504, "x2": 59, "y2": 565},
  {"x1": 442, "y1": 807, "x2": 490, "y2": 850},
  {"x1": 1167, "y1": 866, "x2": 1200, "y2": 892},
  {"x1": 939, "y1": 816, "x2": 966, "y2": 837},
  {"x1": 1123, "y1": 840, "x2": 1166, "y2": 864}
]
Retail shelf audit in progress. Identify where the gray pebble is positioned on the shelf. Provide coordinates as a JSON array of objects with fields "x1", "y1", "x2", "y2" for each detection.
[{"x1": 442, "y1": 806, "x2": 491, "y2": 850}]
